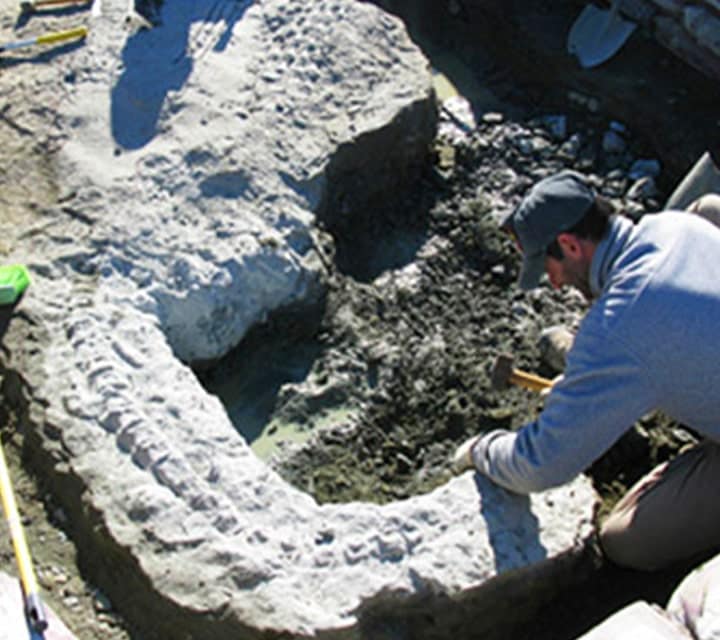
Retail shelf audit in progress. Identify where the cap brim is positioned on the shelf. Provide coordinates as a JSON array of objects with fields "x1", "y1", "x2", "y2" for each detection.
[{"x1": 518, "y1": 251, "x2": 545, "y2": 290}]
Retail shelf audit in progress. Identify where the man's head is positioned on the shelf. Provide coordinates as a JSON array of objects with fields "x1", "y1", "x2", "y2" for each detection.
[{"x1": 503, "y1": 170, "x2": 610, "y2": 298}]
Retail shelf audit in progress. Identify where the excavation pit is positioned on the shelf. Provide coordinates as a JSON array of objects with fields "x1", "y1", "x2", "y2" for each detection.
[{"x1": 20, "y1": 0, "x2": 717, "y2": 638}]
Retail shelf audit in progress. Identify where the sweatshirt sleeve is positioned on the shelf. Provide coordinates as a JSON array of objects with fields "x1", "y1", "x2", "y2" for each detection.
[{"x1": 473, "y1": 316, "x2": 657, "y2": 494}]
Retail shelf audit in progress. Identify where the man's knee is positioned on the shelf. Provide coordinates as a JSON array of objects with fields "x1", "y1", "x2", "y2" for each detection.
[
  {"x1": 599, "y1": 514, "x2": 662, "y2": 571},
  {"x1": 599, "y1": 443, "x2": 720, "y2": 571}
]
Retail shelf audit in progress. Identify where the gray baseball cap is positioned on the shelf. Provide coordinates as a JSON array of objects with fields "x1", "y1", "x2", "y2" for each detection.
[{"x1": 504, "y1": 170, "x2": 595, "y2": 290}]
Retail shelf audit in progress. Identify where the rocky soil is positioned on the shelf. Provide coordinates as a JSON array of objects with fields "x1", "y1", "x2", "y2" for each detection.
[
  {"x1": 0, "y1": 1, "x2": 716, "y2": 639},
  {"x1": 272, "y1": 98, "x2": 700, "y2": 638},
  {"x1": 270, "y1": 108, "x2": 690, "y2": 509},
  {"x1": 204, "y1": 28, "x2": 706, "y2": 640}
]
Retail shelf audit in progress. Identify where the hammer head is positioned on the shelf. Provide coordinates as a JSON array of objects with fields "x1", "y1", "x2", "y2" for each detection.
[{"x1": 490, "y1": 352, "x2": 515, "y2": 390}]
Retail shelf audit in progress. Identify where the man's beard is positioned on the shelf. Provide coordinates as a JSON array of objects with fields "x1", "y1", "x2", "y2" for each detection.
[
  {"x1": 572, "y1": 273, "x2": 594, "y2": 302},
  {"x1": 563, "y1": 265, "x2": 594, "y2": 301}
]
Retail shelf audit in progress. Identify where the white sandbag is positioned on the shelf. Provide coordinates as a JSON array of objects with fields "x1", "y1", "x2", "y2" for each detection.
[
  {"x1": 667, "y1": 551, "x2": 720, "y2": 640},
  {"x1": 576, "y1": 600, "x2": 692, "y2": 640}
]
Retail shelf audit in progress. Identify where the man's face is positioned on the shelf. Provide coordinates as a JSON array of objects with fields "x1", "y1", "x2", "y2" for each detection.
[{"x1": 544, "y1": 237, "x2": 594, "y2": 301}]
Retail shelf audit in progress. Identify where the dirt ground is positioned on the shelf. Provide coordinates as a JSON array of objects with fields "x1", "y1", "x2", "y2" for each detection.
[
  {"x1": 0, "y1": 1, "x2": 719, "y2": 639},
  {"x1": 0, "y1": 2, "x2": 135, "y2": 638}
]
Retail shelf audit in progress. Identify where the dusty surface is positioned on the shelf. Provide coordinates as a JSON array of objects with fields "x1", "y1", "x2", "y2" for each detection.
[
  {"x1": 0, "y1": 431, "x2": 134, "y2": 639},
  {"x1": 0, "y1": 1, "x2": 717, "y2": 640},
  {"x1": 0, "y1": 3, "x2": 133, "y2": 638}
]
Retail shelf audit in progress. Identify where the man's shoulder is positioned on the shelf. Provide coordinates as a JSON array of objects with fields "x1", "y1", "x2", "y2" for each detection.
[
  {"x1": 621, "y1": 211, "x2": 720, "y2": 273},
  {"x1": 637, "y1": 209, "x2": 720, "y2": 238},
  {"x1": 603, "y1": 210, "x2": 720, "y2": 320}
]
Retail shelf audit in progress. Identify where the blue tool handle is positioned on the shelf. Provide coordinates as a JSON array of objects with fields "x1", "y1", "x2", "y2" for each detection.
[{"x1": 25, "y1": 592, "x2": 49, "y2": 633}]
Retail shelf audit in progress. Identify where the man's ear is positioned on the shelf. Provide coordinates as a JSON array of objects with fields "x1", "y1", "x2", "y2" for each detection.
[{"x1": 556, "y1": 233, "x2": 582, "y2": 259}]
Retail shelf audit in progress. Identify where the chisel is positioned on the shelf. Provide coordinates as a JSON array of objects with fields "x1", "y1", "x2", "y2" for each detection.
[{"x1": 0, "y1": 25, "x2": 87, "y2": 53}]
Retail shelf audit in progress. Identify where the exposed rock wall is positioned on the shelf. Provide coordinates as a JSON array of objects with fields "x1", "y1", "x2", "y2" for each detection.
[
  {"x1": 632, "y1": 0, "x2": 720, "y2": 81},
  {"x1": 0, "y1": 1, "x2": 597, "y2": 639},
  {"x1": 373, "y1": 0, "x2": 720, "y2": 182},
  {"x1": 455, "y1": 0, "x2": 720, "y2": 82}
]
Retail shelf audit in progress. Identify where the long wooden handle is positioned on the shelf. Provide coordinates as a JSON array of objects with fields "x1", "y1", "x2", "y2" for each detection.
[
  {"x1": 508, "y1": 368, "x2": 553, "y2": 392},
  {"x1": 0, "y1": 442, "x2": 48, "y2": 632},
  {"x1": 27, "y1": 0, "x2": 90, "y2": 7}
]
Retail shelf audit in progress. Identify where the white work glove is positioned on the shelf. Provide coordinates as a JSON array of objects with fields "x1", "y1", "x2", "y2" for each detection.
[
  {"x1": 451, "y1": 435, "x2": 481, "y2": 474},
  {"x1": 451, "y1": 431, "x2": 508, "y2": 476},
  {"x1": 538, "y1": 325, "x2": 575, "y2": 373}
]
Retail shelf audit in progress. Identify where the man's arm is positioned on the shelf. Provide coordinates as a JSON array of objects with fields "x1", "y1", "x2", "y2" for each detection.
[{"x1": 472, "y1": 323, "x2": 656, "y2": 494}]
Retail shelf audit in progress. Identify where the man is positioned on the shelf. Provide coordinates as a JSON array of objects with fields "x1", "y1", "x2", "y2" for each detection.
[{"x1": 453, "y1": 169, "x2": 720, "y2": 571}]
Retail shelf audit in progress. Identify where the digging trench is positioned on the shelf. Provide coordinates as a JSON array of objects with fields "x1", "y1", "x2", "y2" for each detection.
[
  {"x1": 196, "y1": 0, "x2": 714, "y2": 508},
  {"x1": 196, "y1": 2, "x2": 719, "y2": 637}
]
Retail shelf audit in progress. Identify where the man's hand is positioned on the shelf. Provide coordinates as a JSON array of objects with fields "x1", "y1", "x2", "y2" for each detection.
[
  {"x1": 451, "y1": 435, "x2": 481, "y2": 474},
  {"x1": 539, "y1": 374, "x2": 564, "y2": 398},
  {"x1": 538, "y1": 325, "x2": 575, "y2": 373}
]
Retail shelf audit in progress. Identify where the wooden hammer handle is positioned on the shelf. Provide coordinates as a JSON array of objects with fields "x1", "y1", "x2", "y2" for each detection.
[
  {"x1": 24, "y1": 0, "x2": 90, "y2": 8},
  {"x1": 509, "y1": 369, "x2": 553, "y2": 392}
]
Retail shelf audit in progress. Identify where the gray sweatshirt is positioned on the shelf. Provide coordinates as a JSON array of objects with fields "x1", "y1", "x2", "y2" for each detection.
[{"x1": 474, "y1": 211, "x2": 720, "y2": 493}]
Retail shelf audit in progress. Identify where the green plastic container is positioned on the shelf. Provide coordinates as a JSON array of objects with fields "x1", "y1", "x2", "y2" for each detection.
[{"x1": 0, "y1": 265, "x2": 30, "y2": 306}]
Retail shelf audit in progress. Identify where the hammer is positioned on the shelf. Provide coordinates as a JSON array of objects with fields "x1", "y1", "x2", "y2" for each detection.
[
  {"x1": 19, "y1": 0, "x2": 90, "y2": 13},
  {"x1": 491, "y1": 352, "x2": 553, "y2": 393}
]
